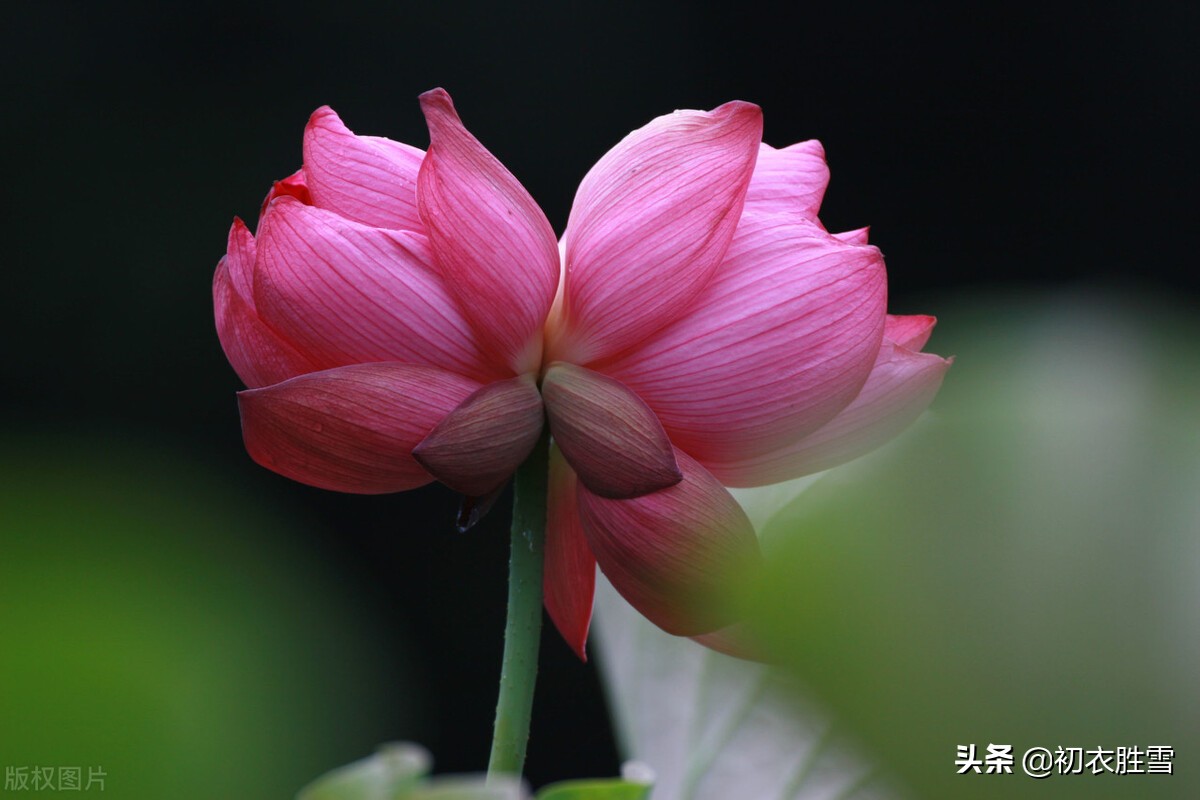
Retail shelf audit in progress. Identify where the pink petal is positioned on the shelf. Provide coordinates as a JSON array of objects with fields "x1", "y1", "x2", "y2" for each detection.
[
  {"x1": 744, "y1": 140, "x2": 829, "y2": 219},
  {"x1": 238, "y1": 362, "x2": 481, "y2": 494},
  {"x1": 213, "y1": 218, "x2": 316, "y2": 388},
  {"x1": 542, "y1": 363, "x2": 681, "y2": 499},
  {"x1": 884, "y1": 313, "x2": 936, "y2": 350},
  {"x1": 417, "y1": 89, "x2": 560, "y2": 374},
  {"x1": 303, "y1": 106, "x2": 425, "y2": 231},
  {"x1": 577, "y1": 448, "x2": 760, "y2": 637},
  {"x1": 604, "y1": 213, "x2": 887, "y2": 469},
  {"x1": 544, "y1": 445, "x2": 596, "y2": 661},
  {"x1": 710, "y1": 331, "x2": 952, "y2": 486},
  {"x1": 551, "y1": 101, "x2": 764, "y2": 365},
  {"x1": 254, "y1": 197, "x2": 500, "y2": 382},
  {"x1": 412, "y1": 374, "x2": 544, "y2": 496}
]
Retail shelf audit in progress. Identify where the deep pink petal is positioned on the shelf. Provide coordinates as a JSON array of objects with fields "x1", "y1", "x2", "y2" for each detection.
[
  {"x1": 544, "y1": 445, "x2": 596, "y2": 661},
  {"x1": 710, "y1": 332, "x2": 951, "y2": 486},
  {"x1": 577, "y1": 448, "x2": 760, "y2": 637},
  {"x1": 884, "y1": 313, "x2": 936, "y2": 350},
  {"x1": 604, "y1": 213, "x2": 887, "y2": 468},
  {"x1": 259, "y1": 169, "x2": 313, "y2": 222},
  {"x1": 412, "y1": 374, "x2": 544, "y2": 496},
  {"x1": 744, "y1": 140, "x2": 829, "y2": 219},
  {"x1": 303, "y1": 106, "x2": 425, "y2": 231},
  {"x1": 416, "y1": 88, "x2": 559, "y2": 374},
  {"x1": 254, "y1": 197, "x2": 500, "y2": 381},
  {"x1": 542, "y1": 363, "x2": 681, "y2": 499},
  {"x1": 238, "y1": 363, "x2": 481, "y2": 494},
  {"x1": 213, "y1": 219, "x2": 316, "y2": 388},
  {"x1": 552, "y1": 101, "x2": 764, "y2": 364}
]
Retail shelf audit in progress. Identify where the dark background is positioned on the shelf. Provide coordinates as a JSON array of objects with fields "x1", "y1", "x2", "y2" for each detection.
[{"x1": 4, "y1": 0, "x2": 1196, "y2": 791}]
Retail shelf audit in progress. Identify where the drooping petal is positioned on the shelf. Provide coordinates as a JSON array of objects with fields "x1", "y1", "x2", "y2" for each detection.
[
  {"x1": 552, "y1": 101, "x2": 764, "y2": 365},
  {"x1": 690, "y1": 623, "x2": 764, "y2": 661},
  {"x1": 577, "y1": 448, "x2": 760, "y2": 637},
  {"x1": 604, "y1": 213, "x2": 887, "y2": 468},
  {"x1": 417, "y1": 88, "x2": 560, "y2": 374},
  {"x1": 412, "y1": 374, "x2": 544, "y2": 496},
  {"x1": 743, "y1": 140, "x2": 829, "y2": 219},
  {"x1": 303, "y1": 106, "x2": 425, "y2": 231},
  {"x1": 544, "y1": 444, "x2": 596, "y2": 661},
  {"x1": 542, "y1": 363, "x2": 681, "y2": 499},
  {"x1": 238, "y1": 363, "x2": 481, "y2": 494},
  {"x1": 710, "y1": 330, "x2": 952, "y2": 486},
  {"x1": 254, "y1": 197, "x2": 500, "y2": 381},
  {"x1": 883, "y1": 313, "x2": 936, "y2": 350},
  {"x1": 213, "y1": 218, "x2": 316, "y2": 388}
]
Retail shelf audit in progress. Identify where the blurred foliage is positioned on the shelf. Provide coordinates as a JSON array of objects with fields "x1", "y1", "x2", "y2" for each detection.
[
  {"x1": 0, "y1": 436, "x2": 419, "y2": 798},
  {"x1": 739, "y1": 289, "x2": 1199, "y2": 798}
]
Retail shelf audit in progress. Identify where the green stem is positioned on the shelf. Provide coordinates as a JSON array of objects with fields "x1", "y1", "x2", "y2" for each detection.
[{"x1": 487, "y1": 430, "x2": 549, "y2": 779}]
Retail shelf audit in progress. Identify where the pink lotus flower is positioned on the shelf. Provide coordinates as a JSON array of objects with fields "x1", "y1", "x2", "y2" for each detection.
[{"x1": 214, "y1": 89, "x2": 950, "y2": 660}]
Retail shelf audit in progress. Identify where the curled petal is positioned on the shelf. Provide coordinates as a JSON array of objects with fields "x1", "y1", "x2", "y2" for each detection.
[
  {"x1": 711, "y1": 329, "x2": 952, "y2": 486},
  {"x1": 543, "y1": 445, "x2": 596, "y2": 660},
  {"x1": 542, "y1": 363, "x2": 681, "y2": 499},
  {"x1": 577, "y1": 448, "x2": 760, "y2": 636},
  {"x1": 303, "y1": 106, "x2": 425, "y2": 231},
  {"x1": 553, "y1": 101, "x2": 763, "y2": 364},
  {"x1": 213, "y1": 218, "x2": 316, "y2": 388},
  {"x1": 238, "y1": 363, "x2": 481, "y2": 494},
  {"x1": 744, "y1": 140, "x2": 829, "y2": 219},
  {"x1": 605, "y1": 213, "x2": 887, "y2": 468},
  {"x1": 259, "y1": 169, "x2": 313, "y2": 222},
  {"x1": 254, "y1": 197, "x2": 499, "y2": 381},
  {"x1": 417, "y1": 88, "x2": 560, "y2": 374},
  {"x1": 412, "y1": 374, "x2": 545, "y2": 496}
]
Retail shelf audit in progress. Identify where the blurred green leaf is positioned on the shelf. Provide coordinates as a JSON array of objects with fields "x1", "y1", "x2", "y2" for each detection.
[
  {"x1": 408, "y1": 775, "x2": 527, "y2": 799},
  {"x1": 297, "y1": 743, "x2": 431, "y2": 800},
  {"x1": 535, "y1": 776, "x2": 653, "y2": 800},
  {"x1": 0, "y1": 436, "x2": 420, "y2": 799},
  {"x1": 737, "y1": 290, "x2": 1200, "y2": 799}
]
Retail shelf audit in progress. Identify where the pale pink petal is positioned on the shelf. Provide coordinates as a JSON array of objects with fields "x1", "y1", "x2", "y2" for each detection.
[
  {"x1": 412, "y1": 374, "x2": 544, "y2": 496},
  {"x1": 213, "y1": 219, "x2": 316, "y2": 388},
  {"x1": 884, "y1": 313, "x2": 936, "y2": 350},
  {"x1": 577, "y1": 448, "x2": 760, "y2": 637},
  {"x1": 710, "y1": 334, "x2": 952, "y2": 486},
  {"x1": 303, "y1": 106, "x2": 425, "y2": 231},
  {"x1": 544, "y1": 445, "x2": 596, "y2": 661},
  {"x1": 542, "y1": 363, "x2": 681, "y2": 499},
  {"x1": 417, "y1": 88, "x2": 560, "y2": 374},
  {"x1": 238, "y1": 362, "x2": 481, "y2": 494},
  {"x1": 604, "y1": 213, "x2": 887, "y2": 468},
  {"x1": 254, "y1": 197, "x2": 500, "y2": 381},
  {"x1": 744, "y1": 140, "x2": 829, "y2": 219},
  {"x1": 551, "y1": 101, "x2": 764, "y2": 364}
]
